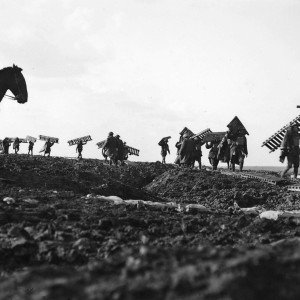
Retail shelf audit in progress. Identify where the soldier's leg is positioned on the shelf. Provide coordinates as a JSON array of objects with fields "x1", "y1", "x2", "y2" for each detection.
[
  {"x1": 239, "y1": 162, "x2": 244, "y2": 172},
  {"x1": 230, "y1": 155, "x2": 235, "y2": 171},
  {"x1": 281, "y1": 154, "x2": 292, "y2": 177},
  {"x1": 294, "y1": 167, "x2": 298, "y2": 178},
  {"x1": 239, "y1": 154, "x2": 245, "y2": 172},
  {"x1": 293, "y1": 153, "x2": 299, "y2": 178},
  {"x1": 212, "y1": 159, "x2": 218, "y2": 170}
]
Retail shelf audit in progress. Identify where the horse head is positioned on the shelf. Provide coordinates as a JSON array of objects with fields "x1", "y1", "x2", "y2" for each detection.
[{"x1": 5, "y1": 65, "x2": 28, "y2": 104}]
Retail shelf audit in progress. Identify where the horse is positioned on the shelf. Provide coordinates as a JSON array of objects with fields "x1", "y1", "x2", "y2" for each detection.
[{"x1": 0, "y1": 64, "x2": 28, "y2": 104}]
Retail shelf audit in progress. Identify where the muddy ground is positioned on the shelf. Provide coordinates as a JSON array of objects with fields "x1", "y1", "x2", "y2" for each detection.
[{"x1": 0, "y1": 154, "x2": 300, "y2": 299}]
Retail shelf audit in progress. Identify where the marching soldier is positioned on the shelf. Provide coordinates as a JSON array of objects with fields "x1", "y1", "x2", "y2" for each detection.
[
  {"x1": 235, "y1": 129, "x2": 248, "y2": 172},
  {"x1": 115, "y1": 135, "x2": 125, "y2": 165},
  {"x1": 76, "y1": 140, "x2": 87, "y2": 159},
  {"x1": 159, "y1": 138, "x2": 170, "y2": 164},
  {"x1": 3, "y1": 138, "x2": 11, "y2": 155},
  {"x1": 28, "y1": 140, "x2": 34, "y2": 156},
  {"x1": 206, "y1": 139, "x2": 220, "y2": 170},
  {"x1": 123, "y1": 142, "x2": 129, "y2": 162},
  {"x1": 192, "y1": 137, "x2": 205, "y2": 169},
  {"x1": 13, "y1": 137, "x2": 20, "y2": 154},
  {"x1": 179, "y1": 133, "x2": 194, "y2": 168},
  {"x1": 44, "y1": 138, "x2": 55, "y2": 157},
  {"x1": 102, "y1": 132, "x2": 118, "y2": 166},
  {"x1": 280, "y1": 124, "x2": 300, "y2": 178}
]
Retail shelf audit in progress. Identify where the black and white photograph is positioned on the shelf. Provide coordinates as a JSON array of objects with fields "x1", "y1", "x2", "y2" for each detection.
[{"x1": 1, "y1": 1, "x2": 300, "y2": 299}]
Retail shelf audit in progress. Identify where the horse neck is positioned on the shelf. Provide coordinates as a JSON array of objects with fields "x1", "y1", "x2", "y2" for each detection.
[{"x1": 0, "y1": 69, "x2": 9, "y2": 101}]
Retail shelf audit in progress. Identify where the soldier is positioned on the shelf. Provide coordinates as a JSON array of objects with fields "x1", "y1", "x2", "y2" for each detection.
[
  {"x1": 76, "y1": 140, "x2": 87, "y2": 159},
  {"x1": 28, "y1": 140, "x2": 34, "y2": 156},
  {"x1": 280, "y1": 124, "x2": 300, "y2": 178},
  {"x1": 123, "y1": 142, "x2": 129, "y2": 162},
  {"x1": 174, "y1": 141, "x2": 182, "y2": 165},
  {"x1": 192, "y1": 137, "x2": 205, "y2": 169},
  {"x1": 44, "y1": 138, "x2": 55, "y2": 157},
  {"x1": 159, "y1": 138, "x2": 170, "y2": 164},
  {"x1": 102, "y1": 132, "x2": 118, "y2": 166},
  {"x1": 235, "y1": 129, "x2": 248, "y2": 172},
  {"x1": 13, "y1": 137, "x2": 20, "y2": 154},
  {"x1": 218, "y1": 132, "x2": 232, "y2": 170},
  {"x1": 179, "y1": 133, "x2": 194, "y2": 168},
  {"x1": 115, "y1": 135, "x2": 124, "y2": 165},
  {"x1": 3, "y1": 138, "x2": 11, "y2": 155},
  {"x1": 206, "y1": 139, "x2": 220, "y2": 170}
]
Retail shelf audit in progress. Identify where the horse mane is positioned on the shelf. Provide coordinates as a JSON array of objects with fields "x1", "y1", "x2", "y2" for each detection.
[
  {"x1": 0, "y1": 65, "x2": 22, "y2": 72},
  {"x1": 0, "y1": 67, "x2": 13, "y2": 71}
]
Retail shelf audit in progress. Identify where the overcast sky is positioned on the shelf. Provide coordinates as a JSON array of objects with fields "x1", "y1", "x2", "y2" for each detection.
[{"x1": 1, "y1": 0, "x2": 300, "y2": 166}]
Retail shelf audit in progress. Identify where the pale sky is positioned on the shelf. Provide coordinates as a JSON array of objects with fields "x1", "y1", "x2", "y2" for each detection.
[{"x1": 1, "y1": 0, "x2": 300, "y2": 166}]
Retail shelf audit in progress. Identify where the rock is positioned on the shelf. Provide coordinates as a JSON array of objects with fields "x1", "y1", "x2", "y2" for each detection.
[
  {"x1": 3, "y1": 197, "x2": 15, "y2": 204},
  {"x1": 11, "y1": 239, "x2": 38, "y2": 258},
  {"x1": 185, "y1": 204, "x2": 209, "y2": 213},
  {"x1": 8, "y1": 226, "x2": 32, "y2": 239},
  {"x1": 99, "y1": 218, "x2": 113, "y2": 230},
  {"x1": 23, "y1": 198, "x2": 39, "y2": 204},
  {"x1": 260, "y1": 211, "x2": 283, "y2": 221}
]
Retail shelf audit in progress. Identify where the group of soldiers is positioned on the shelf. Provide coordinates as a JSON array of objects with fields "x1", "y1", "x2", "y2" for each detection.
[
  {"x1": 1, "y1": 137, "x2": 57, "y2": 157},
  {"x1": 1, "y1": 133, "x2": 131, "y2": 164},
  {"x1": 2, "y1": 137, "x2": 35, "y2": 156},
  {"x1": 159, "y1": 128, "x2": 248, "y2": 172},
  {"x1": 101, "y1": 132, "x2": 129, "y2": 166}
]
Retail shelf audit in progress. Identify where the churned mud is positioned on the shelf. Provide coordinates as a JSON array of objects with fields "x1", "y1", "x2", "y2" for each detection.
[{"x1": 0, "y1": 155, "x2": 300, "y2": 299}]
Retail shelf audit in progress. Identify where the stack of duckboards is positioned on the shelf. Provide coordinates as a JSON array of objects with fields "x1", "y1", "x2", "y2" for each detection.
[
  {"x1": 67, "y1": 135, "x2": 92, "y2": 146},
  {"x1": 38, "y1": 135, "x2": 59, "y2": 152},
  {"x1": 6, "y1": 137, "x2": 28, "y2": 143},
  {"x1": 158, "y1": 136, "x2": 171, "y2": 146},
  {"x1": 96, "y1": 140, "x2": 106, "y2": 149},
  {"x1": 177, "y1": 128, "x2": 212, "y2": 146},
  {"x1": 227, "y1": 116, "x2": 249, "y2": 136},
  {"x1": 179, "y1": 127, "x2": 194, "y2": 138},
  {"x1": 26, "y1": 135, "x2": 37, "y2": 143},
  {"x1": 190, "y1": 128, "x2": 212, "y2": 140},
  {"x1": 126, "y1": 146, "x2": 140, "y2": 156},
  {"x1": 262, "y1": 114, "x2": 300, "y2": 152},
  {"x1": 202, "y1": 132, "x2": 226, "y2": 143}
]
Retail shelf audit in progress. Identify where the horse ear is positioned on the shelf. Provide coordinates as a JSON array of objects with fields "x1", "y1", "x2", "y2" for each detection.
[{"x1": 13, "y1": 64, "x2": 22, "y2": 71}]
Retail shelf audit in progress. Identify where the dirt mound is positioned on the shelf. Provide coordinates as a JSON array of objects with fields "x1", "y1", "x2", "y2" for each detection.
[
  {"x1": 0, "y1": 155, "x2": 174, "y2": 200},
  {"x1": 0, "y1": 155, "x2": 300, "y2": 299},
  {"x1": 145, "y1": 168, "x2": 299, "y2": 210}
]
